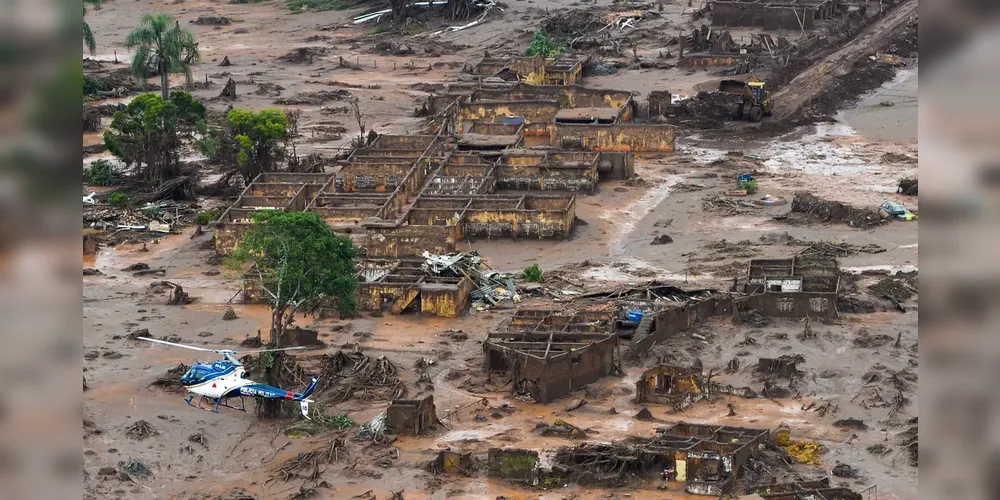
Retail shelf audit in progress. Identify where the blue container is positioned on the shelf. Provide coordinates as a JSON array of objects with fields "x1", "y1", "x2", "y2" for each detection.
[{"x1": 627, "y1": 310, "x2": 644, "y2": 323}]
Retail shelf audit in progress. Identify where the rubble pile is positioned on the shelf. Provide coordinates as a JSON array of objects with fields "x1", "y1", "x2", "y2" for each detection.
[
  {"x1": 664, "y1": 91, "x2": 739, "y2": 129},
  {"x1": 278, "y1": 46, "x2": 328, "y2": 65},
  {"x1": 149, "y1": 363, "x2": 191, "y2": 392},
  {"x1": 313, "y1": 350, "x2": 407, "y2": 404},
  {"x1": 788, "y1": 192, "x2": 886, "y2": 229},
  {"x1": 422, "y1": 251, "x2": 518, "y2": 308},
  {"x1": 868, "y1": 275, "x2": 918, "y2": 302},
  {"x1": 83, "y1": 200, "x2": 199, "y2": 245}
]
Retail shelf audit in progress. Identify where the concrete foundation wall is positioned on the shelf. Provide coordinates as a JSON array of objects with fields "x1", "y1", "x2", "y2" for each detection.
[
  {"x1": 711, "y1": 2, "x2": 819, "y2": 30},
  {"x1": 471, "y1": 84, "x2": 632, "y2": 110},
  {"x1": 364, "y1": 224, "x2": 458, "y2": 258},
  {"x1": 495, "y1": 163, "x2": 596, "y2": 192},
  {"x1": 458, "y1": 101, "x2": 561, "y2": 130},
  {"x1": 628, "y1": 297, "x2": 733, "y2": 357},
  {"x1": 487, "y1": 335, "x2": 618, "y2": 403},
  {"x1": 420, "y1": 279, "x2": 476, "y2": 317},
  {"x1": 553, "y1": 123, "x2": 677, "y2": 152},
  {"x1": 214, "y1": 222, "x2": 249, "y2": 256},
  {"x1": 386, "y1": 396, "x2": 437, "y2": 435},
  {"x1": 597, "y1": 152, "x2": 635, "y2": 180},
  {"x1": 738, "y1": 292, "x2": 838, "y2": 318}
]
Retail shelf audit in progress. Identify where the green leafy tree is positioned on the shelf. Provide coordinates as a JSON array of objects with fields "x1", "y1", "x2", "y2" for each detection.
[
  {"x1": 126, "y1": 13, "x2": 201, "y2": 101},
  {"x1": 83, "y1": 0, "x2": 102, "y2": 55},
  {"x1": 228, "y1": 211, "x2": 358, "y2": 418},
  {"x1": 525, "y1": 31, "x2": 565, "y2": 58},
  {"x1": 103, "y1": 91, "x2": 207, "y2": 181},
  {"x1": 227, "y1": 109, "x2": 289, "y2": 182}
]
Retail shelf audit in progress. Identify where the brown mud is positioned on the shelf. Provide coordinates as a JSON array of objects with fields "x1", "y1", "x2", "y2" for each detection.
[{"x1": 84, "y1": 1, "x2": 918, "y2": 499}]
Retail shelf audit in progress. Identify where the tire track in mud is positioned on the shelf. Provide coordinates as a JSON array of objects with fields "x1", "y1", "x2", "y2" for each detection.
[{"x1": 773, "y1": 0, "x2": 918, "y2": 119}]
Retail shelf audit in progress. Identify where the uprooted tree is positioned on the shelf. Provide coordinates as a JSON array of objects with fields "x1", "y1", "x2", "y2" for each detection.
[
  {"x1": 227, "y1": 211, "x2": 358, "y2": 418},
  {"x1": 103, "y1": 91, "x2": 206, "y2": 182}
]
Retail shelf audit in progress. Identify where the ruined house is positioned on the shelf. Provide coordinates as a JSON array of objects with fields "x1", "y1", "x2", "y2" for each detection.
[
  {"x1": 749, "y1": 478, "x2": 864, "y2": 500},
  {"x1": 733, "y1": 255, "x2": 841, "y2": 318},
  {"x1": 710, "y1": 0, "x2": 840, "y2": 30},
  {"x1": 484, "y1": 308, "x2": 619, "y2": 403},
  {"x1": 355, "y1": 259, "x2": 476, "y2": 317},
  {"x1": 634, "y1": 364, "x2": 703, "y2": 405},
  {"x1": 386, "y1": 395, "x2": 438, "y2": 435},
  {"x1": 551, "y1": 422, "x2": 769, "y2": 494},
  {"x1": 431, "y1": 450, "x2": 474, "y2": 475},
  {"x1": 470, "y1": 53, "x2": 585, "y2": 86}
]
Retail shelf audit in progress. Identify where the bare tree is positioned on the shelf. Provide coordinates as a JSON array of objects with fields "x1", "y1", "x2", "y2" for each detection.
[{"x1": 349, "y1": 97, "x2": 370, "y2": 150}]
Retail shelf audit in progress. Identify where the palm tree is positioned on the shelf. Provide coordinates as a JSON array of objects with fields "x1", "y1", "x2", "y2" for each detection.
[
  {"x1": 125, "y1": 13, "x2": 200, "y2": 101},
  {"x1": 83, "y1": 0, "x2": 101, "y2": 55}
]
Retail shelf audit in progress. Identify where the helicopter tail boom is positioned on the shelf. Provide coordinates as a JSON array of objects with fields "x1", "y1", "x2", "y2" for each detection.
[{"x1": 300, "y1": 377, "x2": 319, "y2": 399}]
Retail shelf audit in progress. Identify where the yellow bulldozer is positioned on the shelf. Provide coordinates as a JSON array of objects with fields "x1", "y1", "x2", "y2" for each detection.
[{"x1": 719, "y1": 79, "x2": 774, "y2": 122}]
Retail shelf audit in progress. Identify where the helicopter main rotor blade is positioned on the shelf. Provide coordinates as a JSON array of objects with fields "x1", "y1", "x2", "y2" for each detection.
[
  {"x1": 238, "y1": 346, "x2": 309, "y2": 355},
  {"x1": 136, "y1": 336, "x2": 216, "y2": 353}
]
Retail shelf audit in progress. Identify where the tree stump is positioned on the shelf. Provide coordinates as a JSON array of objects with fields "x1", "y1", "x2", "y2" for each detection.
[{"x1": 219, "y1": 78, "x2": 237, "y2": 100}]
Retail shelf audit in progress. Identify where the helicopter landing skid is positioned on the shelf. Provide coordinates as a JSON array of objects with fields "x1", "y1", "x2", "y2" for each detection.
[{"x1": 186, "y1": 394, "x2": 248, "y2": 414}]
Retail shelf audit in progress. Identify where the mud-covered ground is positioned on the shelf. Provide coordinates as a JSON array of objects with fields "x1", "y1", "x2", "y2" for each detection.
[{"x1": 83, "y1": 1, "x2": 918, "y2": 499}]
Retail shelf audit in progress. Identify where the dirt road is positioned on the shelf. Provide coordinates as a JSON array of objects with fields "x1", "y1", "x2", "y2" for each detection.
[{"x1": 773, "y1": 0, "x2": 918, "y2": 119}]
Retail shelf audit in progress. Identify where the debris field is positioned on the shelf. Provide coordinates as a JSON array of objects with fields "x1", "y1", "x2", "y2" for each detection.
[{"x1": 83, "y1": 0, "x2": 918, "y2": 499}]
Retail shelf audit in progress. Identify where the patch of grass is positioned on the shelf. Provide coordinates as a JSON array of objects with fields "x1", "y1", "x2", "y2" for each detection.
[
  {"x1": 84, "y1": 159, "x2": 121, "y2": 186},
  {"x1": 366, "y1": 24, "x2": 391, "y2": 36},
  {"x1": 286, "y1": 0, "x2": 353, "y2": 12},
  {"x1": 525, "y1": 31, "x2": 565, "y2": 58},
  {"x1": 522, "y1": 263, "x2": 544, "y2": 283},
  {"x1": 305, "y1": 404, "x2": 355, "y2": 429},
  {"x1": 195, "y1": 210, "x2": 219, "y2": 225},
  {"x1": 107, "y1": 191, "x2": 130, "y2": 208}
]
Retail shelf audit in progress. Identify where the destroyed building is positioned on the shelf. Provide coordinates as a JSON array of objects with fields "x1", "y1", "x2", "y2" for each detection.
[
  {"x1": 471, "y1": 53, "x2": 585, "y2": 86},
  {"x1": 214, "y1": 130, "x2": 626, "y2": 258},
  {"x1": 750, "y1": 478, "x2": 864, "y2": 500},
  {"x1": 356, "y1": 252, "x2": 516, "y2": 316},
  {"x1": 484, "y1": 308, "x2": 620, "y2": 403},
  {"x1": 214, "y1": 67, "x2": 679, "y2": 262},
  {"x1": 386, "y1": 395, "x2": 439, "y2": 436},
  {"x1": 732, "y1": 255, "x2": 841, "y2": 318},
  {"x1": 552, "y1": 422, "x2": 770, "y2": 494},
  {"x1": 355, "y1": 258, "x2": 476, "y2": 317},
  {"x1": 635, "y1": 364, "x2": 703, "y2": 405},
  {"x1": 710, "y1": 0, "x2": 840, "y2": 30},
  {"x1": 431, "y1": 450, "x2": 474, "y2": 475}
]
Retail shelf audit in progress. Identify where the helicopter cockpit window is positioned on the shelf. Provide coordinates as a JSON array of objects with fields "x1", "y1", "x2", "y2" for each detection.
[{"x1": 181, "y1": 365, "x2": 215, "y2": 385}]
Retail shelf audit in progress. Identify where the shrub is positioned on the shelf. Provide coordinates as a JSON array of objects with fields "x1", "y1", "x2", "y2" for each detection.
[
  {"x1": 525, "y1": 31, "x2": 565, "y2": 58},
  {"x1": 522, "y1": 263, "x2": 544, "y2": 283},
  {"x1": 83, "y1": 75, "x2": 103, "y2": 96},
  {"x1": 737, "y1": 179, "x2": 759, "y2": 195},
  {"x1": 108, "y1": 191, "x2": 130, "y2": 207},
  {"x1": 195, "y1": 210, "x2": 219, "y2": 225},
  {"x1": 286, "y1": 0, "x2": 352, "y2": 12},
  {"x1": 84, "y1": 159, "x2": 121, "y2": 186}
]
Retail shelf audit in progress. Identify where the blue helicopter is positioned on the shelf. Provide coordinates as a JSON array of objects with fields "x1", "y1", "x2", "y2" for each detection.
[{"x1": 139, "y1": 337, "x2": 319, "y2": 418}]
